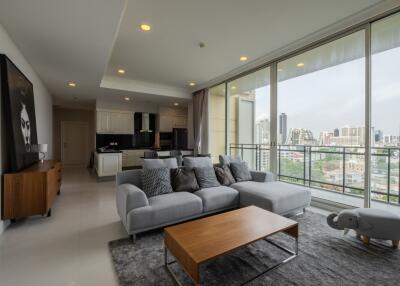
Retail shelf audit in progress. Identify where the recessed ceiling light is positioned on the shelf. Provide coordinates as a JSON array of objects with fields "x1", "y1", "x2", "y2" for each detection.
[
  {"x1": 231, "y1": 86, "x2": 236, "y2": 90},
  {"x1": 240, "y1": 56, "x2": 248, "y2": 62},
  {"x1": 189, "y1": 82, "x2": 195, "y2": 86},
  {"x1": 174, "y1": 102, "x2": 179, "y2": 106},
  {"x1": 296, "y1": 62, "x2": 305, "y2": 67},
  {"x1": 118, "y1": 69, "x2": 125, "y2": 74},
  {"x1": 124, "y1": 97, "x2": 130, "y2": 101},
  {"x1": 68, "y1": 82, "x2": 76, "y2": 87},
  {"x1": 140, "y1": 24, "x2": 151, "y2": 32}
]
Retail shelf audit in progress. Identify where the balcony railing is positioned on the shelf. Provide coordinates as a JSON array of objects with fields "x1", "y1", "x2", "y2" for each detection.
[{"x1": 229, "y1": 143, "x2": 400, "y2": 206}]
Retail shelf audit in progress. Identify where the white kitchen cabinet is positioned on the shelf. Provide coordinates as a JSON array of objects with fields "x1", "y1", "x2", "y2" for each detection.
[
  {"x1": 95, "y1": 152, "x2": 122, "y2": 177},
  {"x1": 96, "y1": 111, "x2": 110, "y2": 133},
  {"x1": 96, "y1": 109, "x2": 134, "y2": 134}
]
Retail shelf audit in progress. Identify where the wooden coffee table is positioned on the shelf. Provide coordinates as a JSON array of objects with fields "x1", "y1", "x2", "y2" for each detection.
[{"x1": 164, "y1": 206, "x2": 299, "y2": 285}]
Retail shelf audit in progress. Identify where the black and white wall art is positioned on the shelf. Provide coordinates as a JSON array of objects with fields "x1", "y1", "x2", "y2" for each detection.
[{"x1": 1, "y1": 54, "x2": 38, "y2": 172}]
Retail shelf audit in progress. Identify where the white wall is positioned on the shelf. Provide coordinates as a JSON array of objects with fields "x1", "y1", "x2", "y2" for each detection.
[
  {"x1": 0, "y1": 24, "x2": 53, "y2": 234},
  {"x1": 96, "y1": 97, "x2": 159, "y2": 113}
]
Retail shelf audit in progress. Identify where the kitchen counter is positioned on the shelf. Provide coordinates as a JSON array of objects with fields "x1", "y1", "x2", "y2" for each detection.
[{"x1": 96, "y1": 149, "x2": 122, "y2": 154}]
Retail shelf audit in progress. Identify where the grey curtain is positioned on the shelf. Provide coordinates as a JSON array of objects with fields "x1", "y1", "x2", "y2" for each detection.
[{"x1": 193, "y1": 89, "x2": 208, "y2": 155}]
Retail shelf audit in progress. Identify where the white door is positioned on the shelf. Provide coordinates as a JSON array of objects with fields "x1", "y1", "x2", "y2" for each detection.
[{"x1": 61, "y1": 121, "x2": 89, "y2": 166}]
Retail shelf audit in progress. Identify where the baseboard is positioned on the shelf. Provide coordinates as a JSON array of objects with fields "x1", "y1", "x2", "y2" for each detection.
[{"x1": 311, "y1": 197, "x2": 354, "y2": 213}]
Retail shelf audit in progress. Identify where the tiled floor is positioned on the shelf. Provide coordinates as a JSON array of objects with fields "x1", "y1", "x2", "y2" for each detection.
[{"x1": 0, "y1": 167, "x2": 124, "y2": 286}]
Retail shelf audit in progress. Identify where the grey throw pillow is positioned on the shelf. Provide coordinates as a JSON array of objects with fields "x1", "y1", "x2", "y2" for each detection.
[
  {"x1": 214, "y1": 166, "x2": 236, "y2": 186},
  {"x1": 230, "y1": 161, "x2": 252, "y2": 182},
  {"x1": 141, "y1": 167, "x2": 173, "y2": 198},
  {"x1": 171, "y1": 168, "x2": 199, "y2": 192},
  {"x1": 219, "y1": 155, "x2": 242, "y2": 166},
  {"x1": 194, "y1": 167, "x2": 220, "y2": 188},
  {"x1": 143, "y1": 158, "x2": 178, "y2": 170},
  {"x1": 183, "y1": 157, "x2": 213, "y2": 170}
]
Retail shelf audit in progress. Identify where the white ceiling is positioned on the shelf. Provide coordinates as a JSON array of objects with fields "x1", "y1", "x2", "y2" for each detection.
[{"x1": 0, "y1": 0, "x2": 394, "y2": 107}]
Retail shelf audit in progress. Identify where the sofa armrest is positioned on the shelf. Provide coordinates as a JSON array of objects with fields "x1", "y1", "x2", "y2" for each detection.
[
  {"x1": 116, "y1": 184, "x2": 149, "y2": 226},
  {"x1": 250, "y1": 170, "x2": 275, "y2": 182}
]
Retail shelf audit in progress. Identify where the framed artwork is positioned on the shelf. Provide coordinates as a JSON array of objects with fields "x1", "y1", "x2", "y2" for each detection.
[{"x1": 0, "y1": 54, "x2": 38, "y2": 172}]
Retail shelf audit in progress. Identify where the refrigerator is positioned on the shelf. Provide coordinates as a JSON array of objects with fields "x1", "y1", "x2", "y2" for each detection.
[{"x1": 172, "y1": 128, "x2": 188, "y2": 150}]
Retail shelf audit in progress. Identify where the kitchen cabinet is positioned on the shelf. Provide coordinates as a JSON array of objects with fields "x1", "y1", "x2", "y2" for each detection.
[
  {"x1": 96, "y1": 109, "x2": 134, "y2": 134},
  {"x1": 95, "y1": 152, "x2": 122, "y2": 177},
  {"x1": 121, "y1": 149, "x2": 151, "y2": 167}
]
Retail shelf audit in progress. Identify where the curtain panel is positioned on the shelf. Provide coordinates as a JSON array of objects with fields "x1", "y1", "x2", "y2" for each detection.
[{"x1": 192, "y1": 89, "x2": 209, "y2": 155}]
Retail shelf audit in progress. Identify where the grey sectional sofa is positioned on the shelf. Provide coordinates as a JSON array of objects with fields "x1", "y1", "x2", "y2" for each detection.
[{"x1": 116, "y1": 165, "x2": 311, "y2": 242}]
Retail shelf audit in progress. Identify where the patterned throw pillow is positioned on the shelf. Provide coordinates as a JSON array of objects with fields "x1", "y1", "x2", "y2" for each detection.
[
  {"x1": 141, "y1": 167, "x2": 173, "y2": 198},
  {"x1": 171, "y1": 168, "x2": 199, "y2": 192},
  {"x1": 194, "y1": 167, "x2": 220, "y2": 188},
  {"x1": 214, "y1": 166, "x2": 236, "y2": 186},
  {"x1": 230, "y1": 161, "x2": 252, "y2": 182}
]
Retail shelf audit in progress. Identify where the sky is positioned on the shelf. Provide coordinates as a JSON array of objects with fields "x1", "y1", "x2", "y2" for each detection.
[{"x1": 253, "y1": 47, "x2": 400, "y2": 138}]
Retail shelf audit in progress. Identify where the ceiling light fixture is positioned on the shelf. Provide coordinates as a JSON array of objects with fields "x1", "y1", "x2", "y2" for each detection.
[
  {"x1": 189, "y1": 82, "x2": 195, "y2": 86},
  {"x1": 296, "y1": 62, "x2": 305, "y2": 67},
  {"x1": 68, "y1": 82, "x2": 76, "y2": 87},
  {"x1": 240, "y1": 56, "x2": 248, "y2": 62},
  {"x1": 174, "y1": 102, "x2": 179, "y2": 106},
  {"x1": 140, "y1": 24, "x2": 151, "y2": 32},
  {"x1": 124, "y1": 97, "x2": 130, "y2": 101},
  {"x1": 118, "y1": 69, "x2": 125, "y2": 74}
]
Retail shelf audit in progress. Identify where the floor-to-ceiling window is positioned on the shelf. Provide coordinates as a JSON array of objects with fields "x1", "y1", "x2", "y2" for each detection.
[
  {"x1": 277, "y1": 30, "x2": 366, "y2": 206},
  {"x1": 227, "y1": 67, "x2": 271, "y2": 170},
  {"x1": 371, "y1": 12, "x2": 400, "y2": 208},
  {"x1": 209, "y1": 84, "x2": 226, "y2": 163},
  {"x1": 206, "y1": 10, "x2": 400, "y2": 211}
]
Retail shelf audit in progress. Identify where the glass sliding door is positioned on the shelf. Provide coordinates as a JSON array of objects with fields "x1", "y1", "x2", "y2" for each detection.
[
  {"x1": 277, "y1": 30, "x2": 366, "y2": 207},
  {"x1": 227, "y1": 67, "x2": 271, "y2": 170},
  {"x1": 371, "y1": 12, "x2": 400, "y2": 210},
  {"x1": 209, "y1": 84, "x2": 226, "y2": 163}
]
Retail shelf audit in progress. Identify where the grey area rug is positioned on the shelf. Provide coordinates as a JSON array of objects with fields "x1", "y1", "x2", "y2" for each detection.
[{"x1": 108, "y1": 211, "x2": 400, "y2": 286}]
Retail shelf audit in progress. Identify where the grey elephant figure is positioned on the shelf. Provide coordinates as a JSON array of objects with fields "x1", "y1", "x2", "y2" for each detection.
[{"x1": 327, "y1": 208, "x2": 400, "y2": 249}]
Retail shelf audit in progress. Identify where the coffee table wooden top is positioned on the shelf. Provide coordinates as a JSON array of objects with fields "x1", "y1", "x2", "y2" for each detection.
[{"x1": 164, "y1": 206, "x2": 298, "y2": 264}]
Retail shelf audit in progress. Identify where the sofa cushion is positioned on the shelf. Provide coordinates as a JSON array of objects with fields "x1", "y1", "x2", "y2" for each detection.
[
  {"x1": 231, "y1": 181, "x2": 311, "y2": 215},
  {"x1": 194, "y1": 167, "x2": 220, "y2": 188},
  {"x1": 219, "y1": 155, "x2": 242, "y2": 166},
  {"x1": 194, "y1": 186, "x2": 239, "y2": 212},
  {"x1": 184, "y1": 157, "x2": 213, "y2": 170},
  {"x1": 127, "y1": 192, "x2": 203, "y2": 231},
  {"x1": 143, "y1": 158, "x2": 178, "y2": 170},
  {"x1": 230, "y1": 161, "x2": 252, "y2": 182},
  {"x1": 214, "y1": 166, "x2": 236, "y2": 186},
  {"x1": 141, "y1": 167, "x2": 173, "y2": 198},
  {"x1": 171, "y1": 168, "x2": 199, "y2": 193}
]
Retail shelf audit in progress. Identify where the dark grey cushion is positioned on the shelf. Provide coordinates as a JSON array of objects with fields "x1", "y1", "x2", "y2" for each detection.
[
  {"x1": 143, "y1": 158, "x2": 178, "y2": 170},
  {"x1": 141, "y1": 167, "x2": 173, "y2": 198},
  {"x1": 184, "y1": 157, "x2": 213, "y2": 170},
  {"x1": 214, "y1": 166, "x2": 236, "y2": 186},
  {"x1": 230, "y1": 161, "x2": 252, "y2": 182},
  {"x1": 171, "y1": 168, "x2": 199, "y2": 193},
  {"x1": 194, "y1": 167, "x2": 220, "y2": 188}
]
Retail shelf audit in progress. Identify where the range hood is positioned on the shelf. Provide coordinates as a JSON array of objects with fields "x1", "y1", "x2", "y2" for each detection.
[{"x1": 140, "y1": 112, "x2": 153, "y2": 133}]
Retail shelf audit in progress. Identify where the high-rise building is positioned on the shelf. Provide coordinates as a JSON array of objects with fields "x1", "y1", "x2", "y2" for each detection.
[
  {"x1": 279, "y1": 113, "x2": 287, "y2": 144},
  {"x1": 375, "y1": 130, "x2": 383, "y2": 143},
  {"x1": 287, "y1": 128, "x2": 316, "y2": 145},
  {"x1": 256, "y1": 117, "x2": 270, "y2": 144},
  {"x1": 334, "y1": 128, "x2": 339, "y2": 137}
]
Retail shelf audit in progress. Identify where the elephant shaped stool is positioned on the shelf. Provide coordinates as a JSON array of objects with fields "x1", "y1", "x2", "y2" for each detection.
[{"x1": 327, "y1": 208, "x2": 400, "y2": 249}]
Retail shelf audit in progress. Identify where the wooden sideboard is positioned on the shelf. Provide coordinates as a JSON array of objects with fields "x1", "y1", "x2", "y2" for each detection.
[{"x1": 2, "y1": 160, "x2": 62, "y2": 221}]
